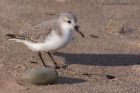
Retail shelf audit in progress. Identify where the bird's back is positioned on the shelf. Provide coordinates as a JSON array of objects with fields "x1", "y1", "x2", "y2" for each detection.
[{"x1": 19, "y1": 18, "x2": 62, "y2": 43}]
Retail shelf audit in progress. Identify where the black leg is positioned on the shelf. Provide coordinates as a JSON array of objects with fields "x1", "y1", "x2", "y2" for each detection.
[
  {"x1": 47, "y1": 52, "x2": 68, "y2": 69},
  {"x1": 38, "y1": 52, "x2": 47, "y2": 67},
  {"x1": 47, "y1": 52, "x2": 60, "y2": 69}
]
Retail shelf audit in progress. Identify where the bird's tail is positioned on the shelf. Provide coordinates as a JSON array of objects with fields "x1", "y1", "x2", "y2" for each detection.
[
  {"x1": 6, "y1": 34, "x2": 26, "y2": 42},
  {"x1": 6, "y1": 34, "x2": 25, "y2": 39}
]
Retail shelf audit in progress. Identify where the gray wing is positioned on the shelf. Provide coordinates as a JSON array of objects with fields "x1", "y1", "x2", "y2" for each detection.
[{"x1": 19, "y1": 19, "x2": 58, "y2": 43}]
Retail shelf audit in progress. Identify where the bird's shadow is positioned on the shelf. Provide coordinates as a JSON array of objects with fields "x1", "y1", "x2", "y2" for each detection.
[
  {"x1": 57, "y1": 77, "x2": 86, "y2": 84},
  {"x1": 53, "y1": 52, "x2": 140, "y2": 66}
]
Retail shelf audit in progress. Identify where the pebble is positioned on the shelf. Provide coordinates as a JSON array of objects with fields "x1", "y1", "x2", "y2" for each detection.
[
  {"x1": 20, "y1": 67, "x2": 59, "y2": 85},
  {"x1": 55, "y1": 0, "x2": 67, "y2": 2},
  {"x1": 105, "y1": 74, "x2": 116, "y2": 79}
]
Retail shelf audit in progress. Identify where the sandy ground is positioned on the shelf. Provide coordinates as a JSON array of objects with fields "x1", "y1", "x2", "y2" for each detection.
[{"x1": 0, "y1": 0, "x2": 140, "y2": 93}]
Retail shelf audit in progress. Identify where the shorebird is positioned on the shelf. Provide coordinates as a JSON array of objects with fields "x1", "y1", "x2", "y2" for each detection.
[{"x1": 6, "y1": 13, "x2": 85, "y2": 69}]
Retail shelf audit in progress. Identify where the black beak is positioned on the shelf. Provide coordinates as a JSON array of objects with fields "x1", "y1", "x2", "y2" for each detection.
[{"x1": 74, "y1": 26, "x2": 85, "y2": 38}]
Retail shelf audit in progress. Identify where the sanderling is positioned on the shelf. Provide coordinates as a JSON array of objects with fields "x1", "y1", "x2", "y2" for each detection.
[{"x1": 6, "y1": 13, "x2": 85, "y2": 69}]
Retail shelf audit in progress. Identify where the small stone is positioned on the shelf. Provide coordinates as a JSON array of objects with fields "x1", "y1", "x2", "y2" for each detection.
[
  {"x1": 15, "y1": 64, "x2": 27, "y2": 70},
  {"x1": 105, "y1": 74, "x2": 116, "y2": 79},
  {"x1": 20, "y1": 68, "x2": 59, "y2": 85},
  {"x1": 118, "y1": 26, "x2": 133, "y2": 34},
  {"x1": 90, "y1": 34, "x2": 99, "y2": 38},
  {"x1": 55, "y1": 0, "x2": 67, "y2": 2},
  {"x1": 104, "y1": 19, "x2": 121, "y2": 33}
]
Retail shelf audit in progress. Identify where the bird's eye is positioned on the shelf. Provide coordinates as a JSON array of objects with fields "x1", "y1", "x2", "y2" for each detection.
[{"x1": 67, "y1": 20, "x2": 71, "y2": 24}]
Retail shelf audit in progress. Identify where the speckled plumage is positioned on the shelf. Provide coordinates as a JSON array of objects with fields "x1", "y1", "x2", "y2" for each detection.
[{"x1": 19, "y1": 18, "x2": 62, "y2": 43}]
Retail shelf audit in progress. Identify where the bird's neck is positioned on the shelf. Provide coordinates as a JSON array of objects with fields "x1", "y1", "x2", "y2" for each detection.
[{"x1": 61, "y1": 27, "x2": 73, "y2": 40}]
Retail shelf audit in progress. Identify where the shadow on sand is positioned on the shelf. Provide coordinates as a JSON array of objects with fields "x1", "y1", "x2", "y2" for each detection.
[
  {"x1": 57, "y1": 77, "x2": 86, "y2": 84},
  {"x1": 53, "y1": 52, "x2": 140, "y2": 66}
]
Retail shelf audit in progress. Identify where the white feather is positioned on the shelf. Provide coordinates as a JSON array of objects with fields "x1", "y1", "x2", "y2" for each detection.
[{"x1": 22, "y1": 24, "x2": 74, "y2": 52}]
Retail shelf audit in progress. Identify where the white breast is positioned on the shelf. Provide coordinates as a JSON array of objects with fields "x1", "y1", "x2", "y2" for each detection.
[{"x1": 24, "y1": 30, "x2": 74, "y2": 52}]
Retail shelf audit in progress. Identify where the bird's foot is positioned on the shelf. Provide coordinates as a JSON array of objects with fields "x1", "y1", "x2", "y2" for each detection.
[{"x1": 55, "y1": 64, "x2": 68, "y2": 69}]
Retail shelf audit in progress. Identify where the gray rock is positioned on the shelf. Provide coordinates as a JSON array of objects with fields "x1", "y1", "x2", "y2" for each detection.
[{"x1": 21, "y1": 67, "x2": 59, "y2": 85}]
